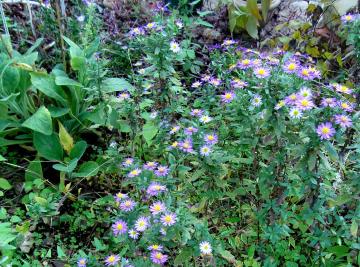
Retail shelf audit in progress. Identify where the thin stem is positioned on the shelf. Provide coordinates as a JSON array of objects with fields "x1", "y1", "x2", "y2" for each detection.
[{"x1": 0, "y1": 2, "x2": 9, "y2": 36}]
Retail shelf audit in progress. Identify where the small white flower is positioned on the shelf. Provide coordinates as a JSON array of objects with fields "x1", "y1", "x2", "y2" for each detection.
[
  {"x1": 199, "y1": 241, "x2": 212, "y2": 255},
  {"x1": 199, "y1": 115, "x2": 212, "y2": 124},
  {"x1": 289, "y1": 107, "x2": 302, "y2": 119},
  {"x1": 170, "y1": 41, "x2": 181, "y2": 53},
  {"x1": 150, "y1": 111, "x2": 158, "y2": 119}
]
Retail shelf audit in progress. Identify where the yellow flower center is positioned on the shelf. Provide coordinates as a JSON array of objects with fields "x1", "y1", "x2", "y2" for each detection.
[
  {"x1": 138, "y1": 221, "x2": 145, "y2": 227},
  {"x1": 154, "y1": 205, "x2": 161, "y2": 211},
  {"x1": 341, "y1": 103, "x2": 349, "y2": 109},
  {"x1": 152, "y1": 245, "x2": 159, "y2": 250},
  {"x1": 293, "y1": 110, "x2": 299, "y2": 115},
  {"x1": 257, "y1": 69, "x2": 266, "y2": 75},
  {"x1": 321, "y1": 127, "x2": 330, "y2": 134},
  {"x1": 288, "y1": 63, "x2": 296, "y2": 70},
  {"x1": 225, "y1": 93, "x2": 232, "y2": 99},
  {"x1": 164, "y1": 216, "x2": 172, "y2": 223},
  {"x1": 155, "y1": 253, "x2": 162, "y2": 259},
  {"x1": 208, "y1": 135, "x2": 214, "y2": 141},
  {"x1": 171, "y1": 142, "x2": 178, "y2": 147},
  {"x1": 300, "y1": 100, "x2": 309, "y2": 106},
  {"x1": 117, "y1": 224, "x2": 123, "y2": 230},
  {"x1": 302, "y1": 69, "x2": 309, "y2": 76},
  {"x1": 242, "y1": 59, "x2": 250, "y2": 65},
  {"x1": 130, "y1": 170, "x2": 139, "y2": 175},
  {"x1": 345, "y1": 15, "x2": 352, "y2": 21},
  {"x1": 108, "y1": 256, "x2": 115, "y2": 263},
  {"x1": 155, "y1": 185, "x2": 161, "y2": 190},
  {"x1": 183, "y1": 143, "x2": 190, "y2": 149},
  {"x1": 79, "y1": 260, "x2": 85, "y2": 264}
]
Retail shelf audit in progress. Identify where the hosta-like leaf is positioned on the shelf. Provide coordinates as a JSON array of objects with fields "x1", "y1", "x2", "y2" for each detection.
[{"x1": 22, "y1": 106, "x2": 53, "y2": 135}]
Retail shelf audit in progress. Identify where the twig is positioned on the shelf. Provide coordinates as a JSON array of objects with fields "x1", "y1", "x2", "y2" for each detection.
[
  {"x1": 0, "y1": 2, "x2": 9, "y2": 36},
  {"x1": 54, "y1": 0, "x2": 67, "y2": 73},
  {"x1": 1, "y1": 0, "x2": 48, "y2": 7},
  {"x1": 25, "y1": 0, "x2": 37, "y2": 38}
]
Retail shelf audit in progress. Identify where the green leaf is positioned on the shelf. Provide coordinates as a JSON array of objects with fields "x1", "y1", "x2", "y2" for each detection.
[
  {"x1": 261, "y1": 0, "x2": 271, "y2": 20},
  {"x1": 0, "y1": 155, "x2": 6, "y2": 161},
  {"x1": 55, "y1": 76, "x2": 82, "y2": 87},
  {"x1": 73, "y1": 161, "x2": 99, "y2": 178},
  {"x1": 33, "y1": 132, "x2": 63, "y2": 161},
  {"x1": 58, "y1": 122, "x2": 74, "y2": 154},
  {"x1": 247, "y1": 0, "x2": 261, "y2": 20},
  {"x1": 0, "y1": 178, "x2": 12, "y2": 190},
  {"x1": 69, "y1": 141, "x2": 87, "y2": 160},
  {"x1": 324, "y1": 141, "x2": 339, "y2": 162},
  {"x1": 57, "y1": 245, "x2": 66, "y2": 259},
  {"x1": 350, "y1": 220, "x2": 358, "y2": 237},
  {"x1": 24, "y1": 158, "x2": 43, "y2": 192},
  {"x1": 101, "y1": 78, "x2": 135, "y2": 93},
  {"x1": 52, "y1": 158, "x2": 78, "y2": 173},
  {"x1": 174, "y1": 247, "x2": 193, "y2": 266},
  {"x1": 142, "y1": 123, "x2": 158, "y2": 146},
  {"x1": 246, "y1": 16, "x2": 259, "y2": 39},
  {"x1": 327, "y1": 245, "x2": 349, "y2": 258},
  {"x1": 22, "y1": 106, "x2": 53, "y2": 135},
  {"x1": 30, "y1": 73, "x2": 67, "y2": 104}
]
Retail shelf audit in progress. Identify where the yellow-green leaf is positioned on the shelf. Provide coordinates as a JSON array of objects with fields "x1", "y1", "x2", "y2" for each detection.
[
  {"x1": 247, "y1": 0, "x2": 261, "y2": 20},
  {"x1": 58, "y1": 122, "x2": 74, "y2": 154}
]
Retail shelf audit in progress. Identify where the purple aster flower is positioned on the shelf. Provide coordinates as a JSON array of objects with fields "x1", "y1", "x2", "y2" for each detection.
[
  {"x1": 334, "y1": 114, "x2": 352, "y2": 128},
  {"x1": 145, "y1": 22, "x2": 157, "y2": 30},
  {"x1": 221, "y1": 91, "x2": 236, "y2": 103},
  {"x1": 184, "y1": 127, "x2": 198, "y2": 136},
  {"x1": 146, "y1": 182, "x2": 167, "y2": 197},
  {"x1": 204, "y1": 134, "x2": 218, "y2": 145},
  {"x1": 129, "y1": 27, "x2": 145, "y2": 36},
  {"x1": 308, "y1": 67, "x2": 321, "y2": 79},
  {"x1": 222, "y1": 39, "x2": 236, "y2": 46},
  {"x1": 118, "y1": 92, "x2": 130, "y2": 100},
  {"x1": 282, "y1": 61, "x2": 299, "y2": 74},
  {"x1": 209, "y1": 77, "x2": 222, "y2": 87},
  {"x1": 150, "y1": 251, "x2": 168, "y2": 265},
  {"x1": 128, "y1": 229, "x2": 139, "y2": 239},
  {"x1": 148, "y1": 244, "x2": 163, "y2": 251},
  {"x1": 321, "y1": 97, "x2": 337, "y2": 108},
  {"x1": 169, "y1": 125, "x2": 180, "y2": 134},
  {"x1": 128, "y1": 168, "x2": 142, "y2": 178},
  {"x1": 237, "y1": 58, "x2": 252, "y2": 69},
  {"x1": 168, "y1": 141, "x2": 179, "y2": 150},
  {"x1": 154, "y1": 166, "x2": 169, "y2": 177},
  {"x1": 160, "y1": 228, "x2": 167, "y2": 236},
  {"x1": 267, "y1": 57, "x2": 280, "y2": 65},
  {"x1": 230, "y1": 79, "x2": 248, "y2": 89},
  {"x1": 200, "y1": 145, "x2": 212, "y2": 156},
  {"x1": 341, "y1": 14, "x2": 355, "y2": 23},
  {"x1": 122, "y1": 157, "x2": 134, "y2": 167},
  {"x1": 334, "y1": 83, "x2": 353, "y2": 94},
  {"x1": 143, "y1": 161, "x2": 158, "y2": 170},
  {"x1": 190, "y1": 109, "x2": 204, "y2": 117},
  {"x1": 134, "y1": 216, "x2": 150, "y2": 232},
  {"x1": 297, "y1": 67, "x2": 315, "y2": 80},
  {"x1": 120, "y1": 199, "x2": 136, "y2": 212},
  {"x1": 114, "y1": 192, "x2": 128, "y2": 202},
  {"x1": 252, "y1": 59, "x2": 262, "y2": 67},
  {"x1": 285, "y1": 93, "x2": 300, "y2": 106},
  {"x1": 104, "y1": 254, "x2": 120, "y2": 266},
  {"x1": 338, "y1": 101, "x2": 354, "y2": 112},
  {"x1": 253, "y1": 67, "x2": 271, "y2": 78},
  {"x1": 316, "y1": 122, "x2": 336, "y2": 140},
  {"x1": 150, "y1": 201, "x2": 166, "y2": 215},
  {"x1": 77, "y1": 258, "x2": 87, "y2": 267},
  {"x1": 160, "y1": 213, "x2": 177, "y2": 226},
  {"x1": 112, "y1": 219, "x2": 128, "y2": 235},
  {"x1": 179, "y1": 139, "x2": 194, "y2": 153},
  {"x1": 296, "y1": 98, "x2": 315, "y2": 110}
]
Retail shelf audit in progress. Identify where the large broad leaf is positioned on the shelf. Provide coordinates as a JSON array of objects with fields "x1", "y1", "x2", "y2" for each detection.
[
  {"x1": 69, "y1": 141, "x2": 87, "y2": 160},
  {"x1": 1, "y1": 66, "x2": 20, "y2": 95},
  {"x1": 247, "y1": 0, "x2": 262, "y2": 20},
  {"x1": 246, "y1": 16, "x2": 259, "y2": 39},
  {"x1": 73, "y1": 161, "x2": 99, "y2": 178},
  {"x1": 24, "y1": 158, "x2": 43, "y2": 192},
  {"x1": 58, "y1": 122, "x2": 74, "y2": 154},
  {"x1": 261, "y1": 0, "x2": 271, "y2": 20},
  {"x1": 101, "y1": 78, "x2": 135, "y2": 93},
  {"x1": 142, "y1": 123, "x2": 158, "y2": 146},
  {"x1": 30, "y1": 73, "x2": 67, "y2": 104},
  {"x1": 55, "y1": 76, "x2": 82, "y2": 87},
  {"x1": 33, "y1": 132, "x2": 63, "y2": 161},
  {"x1": 22, "y1": 106, "x2": 53, "y2": 135}
]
